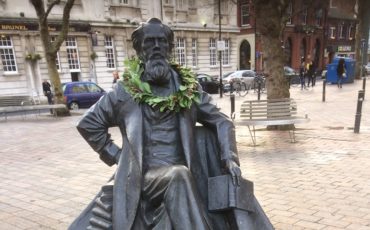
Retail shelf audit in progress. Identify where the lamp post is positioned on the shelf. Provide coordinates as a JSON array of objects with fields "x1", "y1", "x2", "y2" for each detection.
[
  {"x1": 360, "y1": 39, "x2": 366, "y2": 98},
  {"x1": 218, "y1": 0, "x2": 223, "y2": 98}
]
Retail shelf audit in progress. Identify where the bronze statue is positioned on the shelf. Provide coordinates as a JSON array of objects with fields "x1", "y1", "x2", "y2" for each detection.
[{"x1": 69, "y1": 18, "x2": 272, "y2": 230}]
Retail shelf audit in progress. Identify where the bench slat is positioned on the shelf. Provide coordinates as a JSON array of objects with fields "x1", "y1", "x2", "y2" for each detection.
[{"x1": 234, "y1": 98, "x2": 309, "y2": 145}]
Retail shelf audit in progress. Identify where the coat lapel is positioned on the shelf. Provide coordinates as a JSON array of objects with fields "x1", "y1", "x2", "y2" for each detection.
[
  {"x1": 123, "y1": 103, "x2": 143, "y2": 171},
  {"x1": 179, "y1": 109, "x2": 195, "y2": 170}
]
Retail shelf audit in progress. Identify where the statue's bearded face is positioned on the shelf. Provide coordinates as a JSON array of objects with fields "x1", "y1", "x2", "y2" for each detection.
[
  {"x1": 143, "y1": 59, "x2": 171, "y2": 85},
  {"x1": 141, "y1": 25, "x2": 171, "y2": 85}
]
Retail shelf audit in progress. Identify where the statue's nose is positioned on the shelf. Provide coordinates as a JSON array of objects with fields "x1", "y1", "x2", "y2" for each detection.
[{"x1": 154, "y1": 39, "x2": 160, "y2": 47}]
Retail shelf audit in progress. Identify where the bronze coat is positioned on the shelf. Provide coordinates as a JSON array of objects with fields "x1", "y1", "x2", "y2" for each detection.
[{"x1": 76, "y1": 81, "x2": 239, "y2": 229}]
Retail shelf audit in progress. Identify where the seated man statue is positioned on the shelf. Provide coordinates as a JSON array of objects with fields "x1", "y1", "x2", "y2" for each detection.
[{"x1": 69, "y1": 18, "x2": 272, "y2": 230}]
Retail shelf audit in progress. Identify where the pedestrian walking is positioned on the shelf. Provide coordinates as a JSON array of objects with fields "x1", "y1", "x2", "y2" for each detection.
[
  {"x1": 112, "y1": 70, "x2": 119, "y2": 88},
  {"x1": 42, "y1": 79, "x2": 53, "y2": 105},
  {"x1": 306, "y1": 60, "x2": 314, "y2": 87},
  {"x1": 311, "y1": 61, "x2": 316, "y2": 87},
  {"x1": 299, "y1": 62, "x2": 306, "y2": 90},
  {"x1": 336, "y1": 58, "x2": 346, "y2": 88}
]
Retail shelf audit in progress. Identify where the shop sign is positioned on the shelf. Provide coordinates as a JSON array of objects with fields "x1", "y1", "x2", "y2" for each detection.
[
  {"x1": 338, "y1": 46, "x2": 352, "y2": 52},
  {"x1": 0, "y1": 22, "x2": 90, "y2": 32}
]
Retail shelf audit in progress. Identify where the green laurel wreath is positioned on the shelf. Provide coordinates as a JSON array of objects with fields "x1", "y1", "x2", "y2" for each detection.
[{"x1": 120, "y1": 57, "x2": 200, "y2": 112}]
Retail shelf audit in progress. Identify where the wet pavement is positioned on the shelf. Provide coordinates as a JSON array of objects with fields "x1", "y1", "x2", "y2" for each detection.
[{"x1": 0, "y1": 79, "x2": 369, "y2": 229}]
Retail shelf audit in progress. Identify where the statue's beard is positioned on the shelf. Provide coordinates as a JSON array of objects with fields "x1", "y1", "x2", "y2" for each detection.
[{"x1": 142, "y1": 58, "x2": 171, "y2": 86}]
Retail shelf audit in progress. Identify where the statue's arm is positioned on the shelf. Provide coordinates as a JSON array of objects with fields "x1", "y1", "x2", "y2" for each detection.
[
  {"x1": 196, "y1": 89, "x2": 241, "y2": 184},
  {"x1": 76, "y1": 90, "x2": 121, "y2": 166}
]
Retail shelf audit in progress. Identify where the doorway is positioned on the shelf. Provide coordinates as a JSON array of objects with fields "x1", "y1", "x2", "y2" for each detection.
[
  {"x1": 71, "y1": 72, "x2": 80, "y2": 82},
  {"x1": 240, "y1": 40, "x2": 251, "y2": 70}
]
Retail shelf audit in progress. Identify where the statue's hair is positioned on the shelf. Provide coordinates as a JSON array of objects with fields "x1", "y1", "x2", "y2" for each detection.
[{"x1": 131, "y1": 18, "x2": 174, "y2": 59}]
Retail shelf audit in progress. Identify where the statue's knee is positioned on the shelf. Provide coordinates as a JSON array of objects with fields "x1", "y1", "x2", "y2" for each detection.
[{"x1": 169, "y1": 165, "x2": 191, "y2": 183}]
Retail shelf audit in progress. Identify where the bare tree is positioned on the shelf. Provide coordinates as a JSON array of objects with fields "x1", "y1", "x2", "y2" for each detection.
[
  {"x1": 354, "y1": 0, "x2": 370, "y2": 79},
  {"x1": 30, "y1": 0, "x2": 75, "y2": 115}
]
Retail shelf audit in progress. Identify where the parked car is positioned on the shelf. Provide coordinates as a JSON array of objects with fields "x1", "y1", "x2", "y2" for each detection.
[
  {"x1": 365, "y1": 63, "x2": 370, "y2": 75},
  {"x1": 222, "y1": 70, "x2": 256, "y2": 90},
  {"x1": 284, "y1": 66, "x2": 300, "y2": 84},
  {"x1": 196, "y1": 73, "x2": 219, "y2": 94},
  {"x1": 62, "y1": 81, "x2": 106, "y2": 110}
]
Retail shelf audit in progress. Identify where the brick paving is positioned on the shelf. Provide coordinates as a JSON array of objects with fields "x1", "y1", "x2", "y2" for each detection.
[{"x1": 0, "y1": 79, "x2": 370, "y2": 229}]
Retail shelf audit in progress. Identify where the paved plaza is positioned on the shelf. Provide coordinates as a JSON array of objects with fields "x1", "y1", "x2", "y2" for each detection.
[{"x1": 0, "y1": 79, "x2": 370, "y2": 230}]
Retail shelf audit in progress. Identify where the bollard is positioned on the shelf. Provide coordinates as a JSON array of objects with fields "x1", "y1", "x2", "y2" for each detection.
[
  {"x1": 354, "y1": 90, "x2": 365, "y2": 133},
  {"x1": 322, "y1": 79, "x2": 326, "y2": 102},
  {"x1": 257, "y1": 82, "x2": 261, "y2": 101},
  {"x1": 230, "y1": 94, "x2": 235, "y2": 120},
  {"x1": 362, "y1": 77, "x2": 366, "y2": 100}
]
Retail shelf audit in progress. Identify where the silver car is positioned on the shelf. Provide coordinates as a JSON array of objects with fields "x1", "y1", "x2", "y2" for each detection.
[
  {"x1": 222, "y1": 70, "x2": 256, "y2": 89},
  {"x1": 365, "y1": 63, "x2": 370, "y2": 75}
]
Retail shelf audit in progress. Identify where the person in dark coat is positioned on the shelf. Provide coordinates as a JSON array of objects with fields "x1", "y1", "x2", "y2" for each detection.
[
  {"x1": 42, "y1": 79, "x2": 53, "y2": 105},
  {"x1": 336, "y1": 58, "x2": 346, "y2": 88},
  {"x1": 70, "y1": 18, "x2": 243, "y2": 230}
]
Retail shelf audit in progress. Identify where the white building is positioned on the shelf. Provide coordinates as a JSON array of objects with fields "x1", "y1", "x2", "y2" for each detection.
[{"x1": 0, "y1": 0, "x2": 239, "y2": 99}]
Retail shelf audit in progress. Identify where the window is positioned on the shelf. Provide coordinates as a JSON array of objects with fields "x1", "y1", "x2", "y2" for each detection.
[
  {"x1": 51, "y1": 37, "x2": 61, "y2": 70},
  {"x1": 119, "y1": 0, "x2": 128, "y2": 4},
  {"x1": 105, "y1": 36, "x2": 116, "y2": 68},
  {"x1": 301, "y1": 7, "x2": 307, "y2": 25},
  {"x1": 191, "y1": 38, "x2": 197, "y2": 67},
  {"x1": 209, "y1": 38, "x2": 217, "y2": 66},
  {"x1": 315, "y1": 8, "x2": 323, "y2": 26},
  {"x1": 240, "y1": 0, "x2": 250, "y2": 26},
  {"x1": 220, "y1": 0, "x2": 228, "y2": 14},
  {"x1": 66, "y1": 37, "x2": 80, "y2": 71},
  {"x1": 348, "y1": 25, "x2": 354, "y2": 40},
  {"x1": 329, "y1": 26, "x2": 336, "y2": 39},
  {"x1": 175, "y1": 37, "x2": 186, "y2": 66},
  {"x1": 72, "y1": 84, "x2": 88, "y2": 93},
  {"x1": 222, "y1": 39, "x2": 230, "y2": 66},
  {"x1": 86, "y1": 83, "x2": 102, "y2": 93},
  {"x1": 338, "y1": 24, "x2": 346, "y2": 39},
  {"x1": 0, "y1": 35, "x2": 17, "y2": 73},
  {"x1": 286, "y1": 2, "x2": 292, "y2": 25},
  {"x1": 177, "y1": 0, "x2": 185, "y2": 10}
]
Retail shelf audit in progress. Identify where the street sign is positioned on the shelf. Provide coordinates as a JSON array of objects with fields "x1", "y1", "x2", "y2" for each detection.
[{"x1": 217, "y1": 41, "x2": 225, "y2": 51}]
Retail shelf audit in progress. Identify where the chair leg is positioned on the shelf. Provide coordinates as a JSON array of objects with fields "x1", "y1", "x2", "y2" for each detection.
[
  {"x1": 247, "y1": 125, "x2": 257, "y2": 146},
  {"x1": 288, "y1": 128, "x2": 296, "y2": 143}
]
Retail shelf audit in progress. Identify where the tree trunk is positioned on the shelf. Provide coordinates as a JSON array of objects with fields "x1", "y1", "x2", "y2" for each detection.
[
  {"x1": 30, "y1": 0, "x2": 75, "y2": 116},
  {"x1": 254, "y1": 0, "x2": 291, "y2": 130},
  {"x1": 254, "y1": 0, "x2": 290, "y2": 100},
  {"x1": 262, "y1": 35, "x2": 290, "y2": 100}
]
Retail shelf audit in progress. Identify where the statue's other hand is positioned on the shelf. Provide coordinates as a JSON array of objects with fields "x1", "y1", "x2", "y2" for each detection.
[{"x1": 224, "y1": 159, "x2": 241, "y2": 186}]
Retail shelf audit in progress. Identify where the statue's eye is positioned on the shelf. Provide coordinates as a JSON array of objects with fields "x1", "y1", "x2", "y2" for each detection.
[
  {"x1": 144, "y1": 38, "x2": 155, "y2": 45},
  {"x1": 159, "y1": 38, "x2": 167, "y2": 43}
]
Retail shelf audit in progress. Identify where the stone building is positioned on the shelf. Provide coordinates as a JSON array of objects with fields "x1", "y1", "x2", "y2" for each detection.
[{"x1": 0, "y1": 0, "x2": 239, "y2": 98}]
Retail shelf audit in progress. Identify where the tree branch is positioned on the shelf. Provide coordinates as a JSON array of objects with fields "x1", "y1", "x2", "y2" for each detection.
[
  {"x1": 52, "y1": 0, "x2": 75, "y2": 53},
  {"x1": 45, "y1": 0, "x2": 61, "y2": 19},
  {"x1": 29, "y1": 0, "x2": 46, "y2": 22}
]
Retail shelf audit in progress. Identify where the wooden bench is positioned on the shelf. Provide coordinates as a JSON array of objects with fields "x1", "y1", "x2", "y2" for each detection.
[
  {"x1": 233, "y1": 98, "x2": 309, "y2": 146},
  {"x1": 0, "y1": 95, "x2": 33, "y2": 107},
  {"x1": 0, "y1": 104, "x2": 67, "y2": 121}
]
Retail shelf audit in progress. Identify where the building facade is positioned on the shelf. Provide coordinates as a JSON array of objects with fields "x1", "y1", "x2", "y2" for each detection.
[
  {"x1": 0, "y1": 0, "x2": 239, "y2": 98},
  {"x1": 325, "y1": 0, "x2": 357, "y2": 63},
  {"x1": 237, "y1": 0, "x2": 328, "y2": 72}
]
